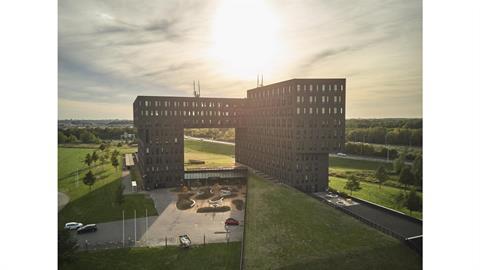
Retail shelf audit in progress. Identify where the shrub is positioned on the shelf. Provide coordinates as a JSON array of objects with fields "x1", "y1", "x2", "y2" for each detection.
[
  {"x1": 176, "y1": 199, "x2": 195, "y2": 210},
  {"x1": 197, "y1": 206, "x2": 231, "y2": 213}
]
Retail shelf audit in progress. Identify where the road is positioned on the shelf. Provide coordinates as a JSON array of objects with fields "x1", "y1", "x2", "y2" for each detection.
[
  {"x1": 184, "y1": 136, "x2": 412, "y2": 164},
  {"x1": 184, "y1": 136, "x2": 235, "y2": 146}
]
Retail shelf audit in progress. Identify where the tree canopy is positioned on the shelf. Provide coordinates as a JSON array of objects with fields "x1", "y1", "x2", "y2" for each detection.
[{"x1": 344, "y1": 175, "x2": 361, "y2": 195}]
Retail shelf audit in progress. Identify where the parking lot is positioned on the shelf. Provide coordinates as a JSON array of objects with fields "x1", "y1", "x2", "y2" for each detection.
[{"x1": 74, "y1": 185, "x2": 246, "y2": 249}]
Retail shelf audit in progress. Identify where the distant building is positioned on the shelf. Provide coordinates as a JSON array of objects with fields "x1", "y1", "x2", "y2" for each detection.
[
  {"x1": 120, "y1": 132, "x2": 136, "y2": 141},
  {"x1": 133, "y1": 78, "x2": 346, "y2": 192}
]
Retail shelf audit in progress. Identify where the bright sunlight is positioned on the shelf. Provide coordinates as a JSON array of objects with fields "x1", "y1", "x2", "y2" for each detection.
[{"x1": 210, "y1": 0, "x2": 282, "y2": 80}]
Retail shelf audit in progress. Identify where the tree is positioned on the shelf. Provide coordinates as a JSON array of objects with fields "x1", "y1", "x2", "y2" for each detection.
[
  {"x1": 399, "y1": 167, "x2": 415, "y2": 191},
  {"x1": 84, "y1": 153, "x2": 92, "y2": 167},
  {"x1": 412, "y1": 155, "x2": 423, "y2": 187},
  {"x1": 66, "y1": 134, "x2": 79, "y2": 143},
  {"x1": 344, "y1": 175, "x2": 361, "y2": 195},
  {"x1": 58, "y1": 229, "x2": 78, "y2": 266},
  {"x1": 393, "y1": 151, "x2": 406, "y2": 173},
  {"x1": 83, "y1": 170, "x2": 96, "y2": 190},
  {"x1": 91, "y1": 151, "x2": 99, "y2": 166},
  {"x1": 79, "y1": 130, "x2": 99, "y2": 143},
  {"x1": 404, "y1": 189, "x2": 422, "y2": 215},
  {"x1": 393, "y1": 192, "x2": 405, "y2": 209},
  {"x1": 58, "y1": 131, "x2": 67, "y2": 144},
  {"x1": 99, "y1": 143, "x2": 106, "y2": 151},
  {"x1": 111, "y1": 156, "x2": 120, "y2": 171},
  {"x1": 112, "y1": 149, "x2": 120, "y2": 159},
  {"x1": 115, "y1": 184, "x2": 125, "y2": 205},
  {"x1": 375, "y1": 165, "x2": 388, "y2": 189}
]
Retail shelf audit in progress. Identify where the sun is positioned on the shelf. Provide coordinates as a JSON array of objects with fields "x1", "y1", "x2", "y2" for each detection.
[{"x1": 210, "y1": 0, "x2": 281, "y2": 80}]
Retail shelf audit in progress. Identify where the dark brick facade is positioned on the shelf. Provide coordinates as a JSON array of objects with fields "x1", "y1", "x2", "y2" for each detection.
[{"x1": 133, "y1": 78, "x2": 345, "y2": 192}]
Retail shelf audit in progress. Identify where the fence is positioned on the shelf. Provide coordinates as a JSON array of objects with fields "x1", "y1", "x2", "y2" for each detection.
[{"x1": 79, "y1": 233, "x2": 237, "y2": 251}]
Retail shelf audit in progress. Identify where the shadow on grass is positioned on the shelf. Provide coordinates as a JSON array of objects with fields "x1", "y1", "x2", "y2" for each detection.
[
  {"x1": 274, "y1": 243, "x2": 422, "y2": 270},
  {"x1": 59, "y1": 176, "x2": 157, "y2": 226}
]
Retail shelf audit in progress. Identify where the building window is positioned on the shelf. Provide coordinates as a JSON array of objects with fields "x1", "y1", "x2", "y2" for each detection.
[
  {"x1": 297, "y1": 96, "x2": 300, "y2": 103},
  {"x1": 341, "y1": 84, "x2": 344, "y2": 91},
  {"x1": 297, "y1": 85, "x2": 301, "y2": 92},
  {"x1": 297, "y1": 108, "x2": 300, "y2": 115}
]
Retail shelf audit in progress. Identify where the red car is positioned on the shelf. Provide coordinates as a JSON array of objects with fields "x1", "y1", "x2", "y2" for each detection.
[{"x1": 225, "y1": 218, "x2": 240, "y2": 226}]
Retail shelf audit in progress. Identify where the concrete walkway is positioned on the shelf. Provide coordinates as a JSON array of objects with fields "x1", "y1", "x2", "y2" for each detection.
[{"x1": 58, "y1": 192, "x2": 69, "y2": 211}]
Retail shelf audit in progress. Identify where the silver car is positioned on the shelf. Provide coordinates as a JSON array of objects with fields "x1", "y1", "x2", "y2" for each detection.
[{"x1": 64, "y1": 222, "x2": 83, "y2": 230}]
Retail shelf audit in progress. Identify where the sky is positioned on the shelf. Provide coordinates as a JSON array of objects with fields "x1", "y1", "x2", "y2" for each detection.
[{"x1": 58, "y1": 0, "x2": 422, "y2": 120}]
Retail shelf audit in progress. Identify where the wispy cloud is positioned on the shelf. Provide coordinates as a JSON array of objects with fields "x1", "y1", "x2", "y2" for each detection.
[{"x1": 59, "y1": 0, "x2": 422, "y2": 119}]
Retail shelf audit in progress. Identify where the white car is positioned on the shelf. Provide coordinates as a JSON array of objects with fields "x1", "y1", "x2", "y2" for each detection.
[
  {"x1": 64, "y1": 222, "x2": 83, "y2": 230},
  {"x1": 337, "y1": 153, "x2": 347, "y2": 157}
]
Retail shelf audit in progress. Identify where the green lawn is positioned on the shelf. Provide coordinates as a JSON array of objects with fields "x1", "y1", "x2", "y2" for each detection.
[
  {"x1": 61, "y1": 242, "x2": 240, "y2": 270},
  {"x1": 58, "y1": 146, "x2": 157, "y2": 225},
  {"x1": 244, "y1": 174, "x2": 421, "y2": 270},
  {"x1": 329, "y1": 177, "x2": 422, "y2": 219},
  {"x1": 184, "y1": 139, "x2": 235, "y2": 169}
]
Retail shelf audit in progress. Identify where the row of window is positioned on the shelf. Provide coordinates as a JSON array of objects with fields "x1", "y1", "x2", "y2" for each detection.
[
  {"x1": 296, "y1": 107, "x2": 343, "y2": 115},
  {"x1": 140, "y1": 109, "x2": 237, "y2": 117},
  {"x1": 141, "y1": 100, "x2": 238, "y2": 109},
  {"x1": 248, "y1": 83, "x2": 345, "y2": 99},
  {"x1": 296, "y1": 95, "x2": 342, "y2": 103}
]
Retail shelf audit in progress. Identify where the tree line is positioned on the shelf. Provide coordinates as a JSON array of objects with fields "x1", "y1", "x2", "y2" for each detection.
[
  {"x1": 346, "y1": 118, "x2": 422, "y2": 129},
  {"x1": 344, "y1": 142, "x2": 420, "y2": 161},
  {"x1": 346, "y1": 127, "x2": 422, "y2": 147},
  {"x1": 342, "y1": 153, "x2": 422, "y2": 215},
  {"x1": 58, "y1": 127, "x2": 137, "y2": 144}
]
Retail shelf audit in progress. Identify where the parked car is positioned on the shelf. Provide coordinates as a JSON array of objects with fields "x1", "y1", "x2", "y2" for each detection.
[
  {"x1": 179, "y1": 235, "x2": 191, "y2": 248},
  {"x1": 225, "y1": 218, "x2": 240, "y2": 226},
  {"x1": 77, "y1": 224, "x2": 97, "y2": 234},
  {"x1": 64, "y1": 222, "x2": 83, "y2": 230},
  {"x1": 337, "y1": 153, "x2": 347, "y2": 157}
]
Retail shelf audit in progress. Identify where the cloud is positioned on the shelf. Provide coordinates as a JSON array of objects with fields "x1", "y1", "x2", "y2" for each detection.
[{"x1": 58, "y1": 0, "x2": 422, "y2": 119}]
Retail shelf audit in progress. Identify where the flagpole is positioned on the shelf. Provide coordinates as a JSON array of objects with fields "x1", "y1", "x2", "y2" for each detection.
[{"x1": 134, "y1": 209, "x2": 137, "y2": 243}]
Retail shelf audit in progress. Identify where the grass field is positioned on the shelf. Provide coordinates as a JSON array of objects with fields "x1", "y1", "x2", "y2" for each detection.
[
  {"x1": 58, "y1": 146, "x2": 157, "y2": 225},
  {"x1": 184, "y1": 139, "x2": 234, "y2": 169},
  {"x1": 244, "y1": 174, "x2": 421, "y2": 270},
  {"x1": 61, "y1": 242, "x2": 240, "y2": 270},
  {"x1": 329, "y1": 177, "x2": 422, "y2": 219}
]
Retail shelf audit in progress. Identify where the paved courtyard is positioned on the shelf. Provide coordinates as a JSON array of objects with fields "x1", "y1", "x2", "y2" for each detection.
[{"x1": 74, "y1": 185, "x2": 246, "y2": 248}]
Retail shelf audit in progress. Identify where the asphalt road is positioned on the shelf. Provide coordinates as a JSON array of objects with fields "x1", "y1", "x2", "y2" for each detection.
[
  {"x1": 185, "y1": 135, "x2": 412, "y2": 164},
  {"x1": 314, "y1": 192, "x2": 422, "y2": 238}
]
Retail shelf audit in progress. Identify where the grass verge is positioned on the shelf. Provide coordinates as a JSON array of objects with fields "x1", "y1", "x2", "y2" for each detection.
[
  {"x1": 244, "y1": 174, "x2": 421, "y2": 270},
  {"x1": 329, "y1": 176, "x2": 422, "y2": 219},
  {"x1": 61, "y1": 242, "x2": 240, "y2": 270}
]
